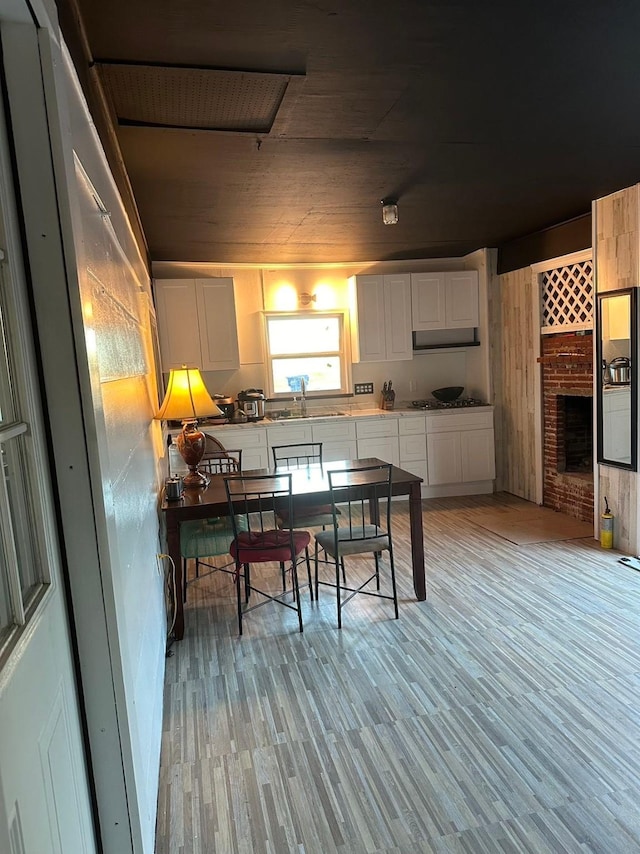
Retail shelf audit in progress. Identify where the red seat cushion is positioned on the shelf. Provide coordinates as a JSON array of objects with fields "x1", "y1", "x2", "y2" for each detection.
[{"x1": 230, "y1": 529, "x2": 311, "y2": 563}]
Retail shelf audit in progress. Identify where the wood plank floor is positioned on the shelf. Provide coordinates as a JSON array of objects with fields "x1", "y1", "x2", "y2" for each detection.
[{"x1": 155, "y1": 493, "x2": 640, "y2": 853}]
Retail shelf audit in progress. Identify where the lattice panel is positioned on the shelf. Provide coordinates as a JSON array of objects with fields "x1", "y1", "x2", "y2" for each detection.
[{"x1": 541, "y1": 260, "x2": 593, "y2": 333}]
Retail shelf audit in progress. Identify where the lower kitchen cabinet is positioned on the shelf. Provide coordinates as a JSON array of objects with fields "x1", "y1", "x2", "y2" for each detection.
[
  {"x1": 355, "y1": 418, "x2": 400, "y2": 467},
  {"x1": 203, "y1": 426, "x2": 269, "y2": 471},
  {"x1": 398, "y1": 416, "x2": 428, "y2": 482},
  {"x1": 426, "y1": 410, "x2": 495, "y2": 490},
  {"x1": 312, "y1": 420, "x2": 357, "y2": 461}
]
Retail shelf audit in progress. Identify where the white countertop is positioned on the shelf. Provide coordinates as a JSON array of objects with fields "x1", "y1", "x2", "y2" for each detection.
[{"x1": 202, "y1": 404, "x2": 493, "y2": 429}]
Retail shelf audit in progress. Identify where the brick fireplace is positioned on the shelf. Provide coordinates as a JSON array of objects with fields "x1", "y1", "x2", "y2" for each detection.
[{"x1": 539, "y1": 332, "x2": 594, "y2": 523}]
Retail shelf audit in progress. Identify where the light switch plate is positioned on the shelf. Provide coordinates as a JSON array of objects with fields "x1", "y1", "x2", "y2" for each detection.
[{"x1": 354, "y1": 382, "x2": 374, "y2": 395}]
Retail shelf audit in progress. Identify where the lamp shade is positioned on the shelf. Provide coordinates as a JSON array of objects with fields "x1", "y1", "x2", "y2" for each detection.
[{"x1": 155, "y1": 367, "x2": 222, "y2": 421}]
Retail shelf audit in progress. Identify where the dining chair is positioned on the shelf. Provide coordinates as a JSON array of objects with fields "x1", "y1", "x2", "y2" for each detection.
[
  {"x1": 314, "y1": 462, "x2": 398, "y2": 628},
  {"x1": 271, "y1": 442, "x2": 341, "y2": 595},
  {"x1": 224, "y1": 472, "x2": 310, "y2": 635},
  {"x1": 179, "y1": 444, "x2": 244, "y2": 601}
]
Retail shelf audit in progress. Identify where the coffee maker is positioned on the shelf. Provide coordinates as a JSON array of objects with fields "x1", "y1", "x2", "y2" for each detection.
[{"x1": 237, "y1": 389, "x2": 266, "y2": 421}]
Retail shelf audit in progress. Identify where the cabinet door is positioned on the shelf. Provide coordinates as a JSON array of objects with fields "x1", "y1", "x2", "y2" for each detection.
[
  {"x1": 322, "y1": 440, "x2": 358, "y2": 462},
  {"x1": 399, "y1": 433, "x2": 426, "y2": 462},
  {"x1": 353, "y1": 275, "x2": 386, "y2": 361},
  {"x1": 154, "y1": 279, "x2": 202, "y2": 369},
  {"x1": 195, "y1": 278, "x2": 240, "y2": 371},
  {"x1": 445, "y1": 271, "x2": 479, "y2": 328},
  {"x1": 356, "y1": 436, "x2": 400, "y2": 467},
  {"x1": 383, "y1": 274, "x2": 413, "y2": 360},
  {"x1": 410, "y1": 272, "x2": 446, "y2": 330},
  {"x1": 427, "y1": 432, "x2": 462, "y2": 484},
  {"x1": 460, "y1": 428, "x2": 496, "y2": 482}
]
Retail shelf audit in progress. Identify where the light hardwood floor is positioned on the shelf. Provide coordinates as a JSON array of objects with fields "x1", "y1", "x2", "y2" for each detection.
[{"x1": 155, "y1": 493, "x2": 640, "y2": 853}]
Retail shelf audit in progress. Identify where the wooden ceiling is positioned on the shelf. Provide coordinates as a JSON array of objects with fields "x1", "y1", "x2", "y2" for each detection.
[{"x1": 58, "y1": 0, "x2": 640, "y2": 265}]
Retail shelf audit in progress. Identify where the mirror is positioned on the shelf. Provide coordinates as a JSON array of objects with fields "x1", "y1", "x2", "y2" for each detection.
[{"x1": 596, "y1": 287, "x2": 637, "y2": 470}]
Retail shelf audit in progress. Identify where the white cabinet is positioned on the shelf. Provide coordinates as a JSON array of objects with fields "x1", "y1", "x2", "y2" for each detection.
[
  {"x1": 355, "y1": 417, "x2": 399, "y2": 466},
  {"x1": 349, "y1": 274, "x2": 413, "y2": 362},
  {"x1": 426, "y1": 410, "x2": 495, "y2": 487},
  {"x1": 411, "y1": 270, "x2": 479, "y2": 331},
  {"x1": 398, "y1": 416, "x2": 428, "y2": 483},
  {"x1": 266, "y1": 423, "x2": 313, "y2": 452},
  {"x1": 312, "y1": 420, "x2": 357, "y2": 462},
  {"x1": 203, "y1": 426, "x2": 268, "y2": 471},
  {"x1": 154, "y1": 278, "x2": 240, "y2": 372}
]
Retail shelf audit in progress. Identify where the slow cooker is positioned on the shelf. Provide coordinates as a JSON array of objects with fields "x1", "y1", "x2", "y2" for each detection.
[
  {"x1": 237, "y1": 389, "x2": 266, "y2": 421},
  {"x1": 609, "y1": 357, "x2": 631, "y2": 384}
]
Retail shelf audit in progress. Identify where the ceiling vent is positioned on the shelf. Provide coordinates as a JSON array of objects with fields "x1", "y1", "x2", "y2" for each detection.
[{"x1": 96, "y1": 62, "x2": 302, "y2": 133}]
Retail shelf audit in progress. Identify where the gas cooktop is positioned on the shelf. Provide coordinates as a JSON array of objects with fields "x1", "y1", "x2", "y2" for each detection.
[{"x1": 411, "y1": 397, "x2": 487, "y2": 410}]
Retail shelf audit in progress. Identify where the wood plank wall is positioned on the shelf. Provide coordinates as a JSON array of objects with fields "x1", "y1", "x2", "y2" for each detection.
[
  {"x1": 490, "y1": 266, "x2": 538, "y2": 500},
  {"x1": 594, "y1": 184, "x2": 640, "y2": 553}
]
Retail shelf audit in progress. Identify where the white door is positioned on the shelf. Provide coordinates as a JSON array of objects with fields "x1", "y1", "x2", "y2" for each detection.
[
  {"x1": 445, "y1": 271, "x2": 479, "y2": 327},
  {"x1": 460, "y1": 428, "x2": 496, "y2": 482},
  {"x1": 427, "y1": 432, "x2": 462, "y2": 484},
  {"x1": 0, "y1": 79, "x2": 96, "y2": 853}
]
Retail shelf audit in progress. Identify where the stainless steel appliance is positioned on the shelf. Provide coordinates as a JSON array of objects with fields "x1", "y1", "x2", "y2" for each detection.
[
  {"x1": 237, "y1": 388, "x2": 266, "y2": 421},
  {"x1": 212, "y1": 395, "x2": 235, "y2": 420},
  {"x1": 608, "y1": 357, "x2": 631, "y2": 384}
]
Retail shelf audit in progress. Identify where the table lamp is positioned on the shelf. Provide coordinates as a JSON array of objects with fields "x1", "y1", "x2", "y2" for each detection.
[{"x1": 155, "y1": 366, "x2": 222, "y2": 487}]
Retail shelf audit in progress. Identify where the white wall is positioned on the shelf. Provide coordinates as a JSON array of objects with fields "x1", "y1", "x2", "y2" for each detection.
[{"x1": 60, "y1": 55, "x2": 166, "y2": 853}]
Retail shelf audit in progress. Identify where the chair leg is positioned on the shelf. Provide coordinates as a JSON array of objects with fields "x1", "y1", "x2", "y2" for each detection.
[
  {"x1": 336, "y1": 556, "x2": 343, "y2": 629},
  {"x1": 291, "y1": 560, "x2": 303, "y2": 633},
  {"x1": 388, "y1": 546, "x2": 399, "y2": 619},
  {"x1": 280, "y1": 561, "x2": 286, "y2": 592},
  {"x1": 244, "y1": 564, "x2": 250, "y2": 603},
  {"x1": 183, "y1": 559, "x2": 188, "y2": 603},
  {"x1": 374, "y1": 552, "x2": 381, "y2": 590},
  {"x1": 304, "y1": 545, "x2": 314, "y2": 601},
  {"x1": 236, "y1": 561, "x2": 243, "y2": 636}
]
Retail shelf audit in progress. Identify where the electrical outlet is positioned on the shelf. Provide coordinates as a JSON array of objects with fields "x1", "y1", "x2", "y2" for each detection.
[{"x1": 354, "y1": 382, "x2": 374, "y2": 395}]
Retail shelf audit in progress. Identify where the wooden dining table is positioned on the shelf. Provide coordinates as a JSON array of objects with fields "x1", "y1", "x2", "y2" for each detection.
[{"x1": 161, "y1": 457, "x2": 425, "y2": 640}]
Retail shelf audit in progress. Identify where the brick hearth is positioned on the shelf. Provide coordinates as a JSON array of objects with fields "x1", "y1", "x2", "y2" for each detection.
[{"x1": 539, "y1": 332, "x2": 594, "y2": 523}]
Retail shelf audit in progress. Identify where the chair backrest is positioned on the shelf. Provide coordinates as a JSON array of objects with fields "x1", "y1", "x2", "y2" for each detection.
[
  {"x1": 201, "y1": 434, "x2": 242, "y2": 474},
  {"x1": 224, "y1": 472, "x2": 295, "y2": 542},
  {"x1": 327, "y1": 463, "x2": 393, "y2": 539},
  {"x1": 272, "y1": 442, "x2": 323, "y2": 469}
]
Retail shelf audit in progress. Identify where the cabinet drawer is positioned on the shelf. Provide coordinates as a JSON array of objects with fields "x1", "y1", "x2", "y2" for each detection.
[
  {"x1": 399, "y1": 415, "x2": 426, "y2": 435},
  {"x1": 312, "y1": 421, "x2": 357, "y2": 443},
  {"x1": 399, "y1": 434, "x2": 427, "y2": 462},
  {"x1": 355, "y1": 418, "x2": 399, "y2": 439},
  {"x1": 426, "y1": 410, "x2": 493, "y2": 433},
  {"x1": 266, "y1": 424, "x2": 313, "y2": 447},
  {"x1": 205, "y1": 427, "x2": 267, "y2": 450}
]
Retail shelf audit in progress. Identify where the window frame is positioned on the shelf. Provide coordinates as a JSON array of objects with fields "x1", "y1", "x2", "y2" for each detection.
[{"x1": 263, "y1": 310, "x2": 352, "y2": 399}]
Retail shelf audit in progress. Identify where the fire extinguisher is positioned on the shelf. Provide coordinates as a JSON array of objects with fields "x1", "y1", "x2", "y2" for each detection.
[{"x1": 600, "y1": 497, "x2": 614, "y2": 549}]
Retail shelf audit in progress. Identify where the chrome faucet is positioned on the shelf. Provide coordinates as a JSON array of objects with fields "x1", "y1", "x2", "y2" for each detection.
[{"x1": 299, "y1": 377, "x2": 307, "y2": 416}]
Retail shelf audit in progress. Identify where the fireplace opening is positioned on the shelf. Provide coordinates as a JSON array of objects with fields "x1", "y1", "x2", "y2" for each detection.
[{"x1": 559, "y1": 395, "x2": 593, "y2": 473}]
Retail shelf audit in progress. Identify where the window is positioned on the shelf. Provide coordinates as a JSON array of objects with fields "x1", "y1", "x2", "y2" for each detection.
[{"x1": 264, "y1": 311, "x2": 351, "y2": 397}]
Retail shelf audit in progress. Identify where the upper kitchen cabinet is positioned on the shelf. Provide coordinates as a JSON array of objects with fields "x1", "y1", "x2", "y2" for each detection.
[
  {"x1": 411, "y1": 270, "x2": 479, "y2": 330},
  {"x1": 154, "y1": 278, "x2": 240, "y2": 372},
  {"x1": 349, "y1": 273, "x2": 413, "y2": 362}
]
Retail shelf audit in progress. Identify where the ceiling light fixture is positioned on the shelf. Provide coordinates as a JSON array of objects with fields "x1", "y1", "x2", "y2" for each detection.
[
  {"x1": 381, "y1": 198, "x2": 399, "y2": 226},
  {"x1": 299, "y1": 292, "x2": 317, "y2": 307}
]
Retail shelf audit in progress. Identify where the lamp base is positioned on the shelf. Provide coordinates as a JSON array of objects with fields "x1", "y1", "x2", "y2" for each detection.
[{"x1": 176, "y1": 421, "x2": 210, "y2": 488}]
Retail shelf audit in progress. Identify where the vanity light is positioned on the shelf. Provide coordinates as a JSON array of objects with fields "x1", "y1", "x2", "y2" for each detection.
[
  {"x1": 381, "y1": 198, "x2": 399, "y2": 226},
  {"x1": 299, "y1": 292, "x2": 317, "y2": 307}
]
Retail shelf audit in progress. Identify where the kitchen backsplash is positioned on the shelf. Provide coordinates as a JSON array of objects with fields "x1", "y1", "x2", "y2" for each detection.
[{"x1": 201, "y1": 347, "x2": 477, "y2": 408}]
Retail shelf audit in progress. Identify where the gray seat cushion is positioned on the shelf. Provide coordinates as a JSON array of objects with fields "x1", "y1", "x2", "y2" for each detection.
[{"x1": 315, "y1": 525, "x2": 390, "y2": 557}]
